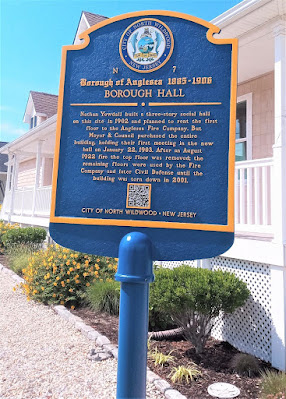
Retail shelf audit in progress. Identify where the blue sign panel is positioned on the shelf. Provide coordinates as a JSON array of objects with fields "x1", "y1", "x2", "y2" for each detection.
[{"x1": 50, "y1": 11, "x2": 238, "y2": 260}]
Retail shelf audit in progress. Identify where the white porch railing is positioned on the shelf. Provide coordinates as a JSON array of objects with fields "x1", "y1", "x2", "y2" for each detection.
[
  {"x1": 1, "y1": 186, "x2": 52, "y2": 219},
  {"x1": 1, "y1": 158, "x2": 274, "y2": 235},
  {"x1": 235, "y1": 158, "x2": 273, "y2": 234}
]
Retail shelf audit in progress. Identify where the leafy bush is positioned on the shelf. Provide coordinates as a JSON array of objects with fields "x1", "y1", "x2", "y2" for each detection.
[
  {"x1": 149, "y1": 306, "x2": 175, "y2": 332},
  {"x1": 231, "y1": 353, "x2": 260, "y2": 377},
  {"x1": 260, "y1": 370, "x2": 286, "y2": 399},
  {"x1": 149, "y1": 265, "x2": 250, "y2": 354},
  {"x1": 89, "y1": 255, "x2": 118, "y2": 281},
  {"x1": 2, "y1": 227, "x2": 46, "y2": 251},
  {"x1": 21, "y1": 245, "x2": 114, "y2": 307},
  {"x1": 0, "y1": 220, "x2": 19, "y2": 252},
  {"x1": 87, "y1": 279, "x2": 120, "y2": 315}
]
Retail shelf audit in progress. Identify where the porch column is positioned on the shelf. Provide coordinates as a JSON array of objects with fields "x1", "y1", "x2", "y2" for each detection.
[
  {"x1": 32, "y1": 140, "x2": 43, "y2": 216},
  {"x1": 8, "y1": 153, "x2": 18, "y2": 223},
  {"x1": 272, "y1": 21, "x2": 286, "y2": 247},
  {"x1": 270, "y1": 20, "x2": 286, "y2": 371},
  {"x1": 6, "y1": 153, "x2": 13, "y2": 192}
]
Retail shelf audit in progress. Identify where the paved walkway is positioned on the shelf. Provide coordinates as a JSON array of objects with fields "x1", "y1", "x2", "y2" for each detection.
[{"x1": 0, "y1": 271, "x2": 165, "y2": 399}]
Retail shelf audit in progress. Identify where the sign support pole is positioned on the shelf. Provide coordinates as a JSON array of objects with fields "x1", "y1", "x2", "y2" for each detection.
[{"x1": 115, "y1": 232, "x2": 154, "y2": 399}]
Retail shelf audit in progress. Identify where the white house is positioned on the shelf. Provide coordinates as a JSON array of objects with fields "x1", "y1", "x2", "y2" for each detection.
[
  {"x1": 1, "y1": 1, "x2": 286, "y2": 370},
  {"x1": 0, "y1": 142, "x2": 8, "y2": 204}
]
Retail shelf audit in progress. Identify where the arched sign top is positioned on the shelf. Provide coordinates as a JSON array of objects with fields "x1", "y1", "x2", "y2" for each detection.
[
  {"x1": 50, "y1": 10, "x2": 237, "y2": 260},
  {"x1": 69, "y1": 11, "x2": 235, "y2": 53}
]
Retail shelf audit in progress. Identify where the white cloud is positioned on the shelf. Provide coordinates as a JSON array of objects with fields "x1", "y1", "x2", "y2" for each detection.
[{"x1": 0, "y1": 123, "x2": 27, "y2": 141}]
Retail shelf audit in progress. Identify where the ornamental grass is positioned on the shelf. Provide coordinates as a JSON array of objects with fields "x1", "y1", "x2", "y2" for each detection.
[{"x1": 21, "y1": 244, "x2": 117, "y2": 308}]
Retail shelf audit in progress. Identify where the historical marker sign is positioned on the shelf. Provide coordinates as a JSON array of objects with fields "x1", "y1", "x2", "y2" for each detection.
[{"x1": 49, "y1": 11, "x2": 238, "y2": 260}]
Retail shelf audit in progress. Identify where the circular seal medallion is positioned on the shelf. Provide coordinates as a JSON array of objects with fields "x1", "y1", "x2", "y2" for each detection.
[{"x1": 119, "y1": 18, "x2": 174, "y2": 73}]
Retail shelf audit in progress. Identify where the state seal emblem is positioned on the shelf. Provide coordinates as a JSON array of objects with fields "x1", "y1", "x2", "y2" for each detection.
[{"x1": 119, "y1": 18, "x2": 174, "y2": 73}]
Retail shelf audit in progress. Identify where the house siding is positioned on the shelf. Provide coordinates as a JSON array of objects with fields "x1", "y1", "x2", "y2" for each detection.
[
  {"x1": 17, "y1": 159, "x2": 37, "y2": 188},
  {"x1": 238, "y1": 71, "x2": 274, "y2": 160}
]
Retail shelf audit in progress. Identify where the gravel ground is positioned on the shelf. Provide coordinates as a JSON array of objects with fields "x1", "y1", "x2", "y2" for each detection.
[{"x1": 0, "y1": 271, "x2": 165, "y2": 399}]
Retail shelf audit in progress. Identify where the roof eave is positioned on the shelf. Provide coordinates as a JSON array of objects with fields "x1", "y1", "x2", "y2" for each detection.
[
  {"x1": 0, "y1": 114, "x2": 57, "y2": 155},
  {"x1": 211, "y1": 0, "x2": 272, "y2": 28}
]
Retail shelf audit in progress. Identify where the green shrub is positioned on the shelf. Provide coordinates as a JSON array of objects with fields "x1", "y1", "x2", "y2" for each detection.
[
  {"x1": 21, "y1": 245, "x2": 106, "y2": 307},
  {"x1": 2, "y1": 227, "x2": 46, "y2": 251},
  {"x1": 88, "y1": 255, "x2": 118, "y2": 281},
  {"x1": 0, "y1": 220, "x2": 19, "y2": 252},
  {"x1": 149, "y1": 265, "x2": 250, "y2": 354},
  {"x1": 87, "y1": 280, "x2": 120, "y2": 315},
  {"x1": 231, "y1": 353, "x2": 260, "y2": 377},
  {"x1": 260, "y1": 370, "x2": 286, "y2": 399}
]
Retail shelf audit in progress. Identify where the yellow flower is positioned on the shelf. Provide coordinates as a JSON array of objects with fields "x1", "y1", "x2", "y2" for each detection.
[
  {"x1": 66, "y1": 260, "x2": 70, "y2": 266},
  {"x1": 56, "y1": 276, "x2": 60, "y2": 280},
  {"x1": 53, "y1": 293, "x2": 57, "y2": 298},
  {"x1": 95, "y1": 264, "x2": 100, "y2": 270},
  {"x1": 77, "y1": 265, "x2": 81, "y2": 269},
  {"x1": 63, "y1": 255, "x2": 67, "y2": 259},
  {"x1": 75, "y1": 280, "x2": 80, "y2": 284},
  {"x1": 69, "y1": 267, "x2": 74, "y2": 272},
  {"x1": 60, "y1": 300, "x2": 64, "y2": 305},
  {"x1": 67, "y1": 279, "x2": 70, "y2": 283},
  {"x1": 41, "y1": 287, "x2": 45, "y2": 291},
  {"x1": 54, "y1": 282, "x2": 58, "y2": 286},
  {"x1": 67, "y1": 271, "x2": 70, "y2": 275},
  {"x1": 71, "y1": 305, "x2": 75, "y2": 310},
  {"x1": 13, "y1": 287, "x2": 16, "y2": 292},
  {"x1": 69, "y1": 288, "x2": 73, "y2": 293},
  {"x1": 86, "y1": 282, "x2": 90, "y2": 287}
]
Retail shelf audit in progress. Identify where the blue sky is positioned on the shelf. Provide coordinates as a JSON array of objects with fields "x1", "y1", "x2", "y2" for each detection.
[{"x1": 0, "y1": 0, "x2": 242, "y2": 142}]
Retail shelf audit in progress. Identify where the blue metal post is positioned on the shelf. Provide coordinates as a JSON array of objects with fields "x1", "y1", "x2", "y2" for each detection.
[{"x1": 115, "y1": 232, "x2": 154, "y2": 399}]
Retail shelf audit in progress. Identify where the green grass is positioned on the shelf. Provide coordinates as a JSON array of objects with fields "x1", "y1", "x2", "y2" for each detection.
[{"x1": 260, "y1": 370, "x2": 286, "y2": 399}]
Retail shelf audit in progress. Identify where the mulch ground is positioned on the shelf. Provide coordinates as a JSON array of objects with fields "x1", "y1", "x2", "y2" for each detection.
[{"x1": 72, "y1": 307, "x2": 272, "y2": 399}]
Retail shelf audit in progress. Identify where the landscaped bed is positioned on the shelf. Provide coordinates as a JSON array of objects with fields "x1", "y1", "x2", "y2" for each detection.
[
  {"x1": 71, "y1": 306, "x2": 268, "y2": 399},
  {"x1": 0, "y1": 222, "x2": 284, "y2": 399}
]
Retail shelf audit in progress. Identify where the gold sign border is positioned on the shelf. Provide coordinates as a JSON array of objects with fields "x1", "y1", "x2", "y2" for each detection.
[
  {"x1": 119, "y1": 18, "x2": 174, "y2": 73},
  {"x1": 50, "y1": 10, "x2": 238, "y2": 233}
]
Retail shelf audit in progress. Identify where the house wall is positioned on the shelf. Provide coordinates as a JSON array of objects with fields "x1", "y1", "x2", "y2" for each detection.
[
  {"x1": 17, "y1": 159, "x2": 37, "y2": 188},
  {"x1": 238, "y1": 71, "x2": 274, "y2": 159}
]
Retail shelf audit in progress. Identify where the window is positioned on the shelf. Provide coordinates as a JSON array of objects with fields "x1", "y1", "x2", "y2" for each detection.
[
  {"x1": 235, "y1": 93, "x2": 252, "y2": 162},
  {"x1": 30, "y1": 115, "x2": 37, "y2": 129}
]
